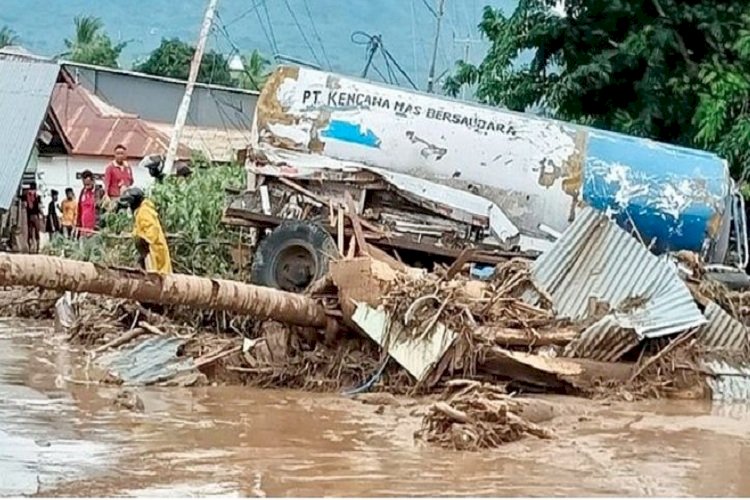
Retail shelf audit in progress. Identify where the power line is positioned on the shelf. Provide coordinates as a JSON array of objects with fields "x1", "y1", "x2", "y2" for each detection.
[
  {"x1": 420, "y1": 0, "x2": 438, "y2": 19},
  {"x1": 213, "y1": 13, "x2": 261, "y2": 90},
  {"x1": 351, "y1": 31, "x2": 418, "y2": 90},
  {"x1": 410, "y1": 0, "x2": 419, "y2": 77},
  {"x1": 248, "y1": 3, "x2": 275, "y2": 54},
  {"x1": 302, "y1": 0, "x2": 333, "y2": 70},
  {"x1": 261, "y1": 0, "x2": 279, "y2": 56},
  {"x1": 223, "y1": 0, "x2": 265, "y2": 28},
  {"x1": 282, "y1": 0, "x2": 322, "y2": 68}
]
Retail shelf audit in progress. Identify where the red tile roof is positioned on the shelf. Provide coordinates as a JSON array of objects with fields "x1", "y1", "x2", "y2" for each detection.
[{"x1": 50, "y1": 83, "x2": 191, "y2": 159}]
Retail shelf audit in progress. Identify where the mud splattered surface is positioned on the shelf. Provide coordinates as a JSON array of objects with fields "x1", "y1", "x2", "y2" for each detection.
[{"x1": 1, "y1": 319, "x2": 750, "y2": 497}]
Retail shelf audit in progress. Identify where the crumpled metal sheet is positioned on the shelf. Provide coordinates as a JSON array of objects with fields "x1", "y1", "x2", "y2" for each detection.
[
  {"x1": 530, "y1": 207, "x2": 706, "y2": 339},
  {"x1": 703, "y1": 359, "x2": 750, "y2": 401},
  {"x1": 563, "y1": 316, "x2": 640, "y2": 362},
  {"x1": 696, "y1": 302, "x2": 749, "y2": 353},
  {"x1": 96, "y1": 336, "x2": 196, "y2": 385},
  {"x1": 351, "y1": 302, "x2": 456, "y2": 382}
]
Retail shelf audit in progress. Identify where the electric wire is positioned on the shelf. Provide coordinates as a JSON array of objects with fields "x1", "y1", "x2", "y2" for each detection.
[
  {"x1": 261, "y1": 0, "x2": 279, "y2": 56},
  {"x1": 281, "y1": 0, "x2": 322, "y2": 67},
  {"x1": 302, "y1": 0, "x2": 333, "y2": 70}
]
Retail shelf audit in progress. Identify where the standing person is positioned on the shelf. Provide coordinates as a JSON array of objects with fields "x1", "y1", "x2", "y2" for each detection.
[
  {"x1": 103, "y1": 144, "x2": 133, "y2": 210},
  {"x1": 94, "y1": 184, "x2": 106, "y2": 229},
  {"x1": 24, "y1": 182, "x2": 43, "y2": 253},
  {"x1": 119, "y1": 187, "x2": 172, "y2": 275},
  {"x1": 45, "y1": 189, "x2": 62, "y2": 236},
  {"x1": 60, "y1": 187, "x2": 77, "y2": 238},
  {"x1": 76, "y1": 171, "x2": 97, "y2": 237}
]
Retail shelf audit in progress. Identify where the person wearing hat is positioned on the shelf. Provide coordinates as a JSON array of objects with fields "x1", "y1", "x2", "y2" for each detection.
[{"x1": 118, "y1": 187, "x2": 172, "y2": 275}]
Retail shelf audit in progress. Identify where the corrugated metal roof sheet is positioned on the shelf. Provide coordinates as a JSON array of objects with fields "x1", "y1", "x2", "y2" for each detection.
[
  {"x1": 0, "y1": 58, "x2": 59, "y2": 210},
  {"x1": 696, "y1": 302, "x2": 749, "y2": 353},
  {"x1": 563, "y1": 316, "x2": 640, "y2": 362},
  {"x1": 703, "y1": 359, "x2": 750, "y2": 401},
  {"x1": 530, "y1": 207, "x2": 706, "y2": 339},
  {"x1": 50, "y1": 83, "x2": 191, "y2": 159},
  {"x1": 96, "y1": 336, "x2": 197, "y2": 385}
]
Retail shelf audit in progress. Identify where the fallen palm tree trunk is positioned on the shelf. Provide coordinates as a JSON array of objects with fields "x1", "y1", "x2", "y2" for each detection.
[{"x1": 0, "y1": 253, "x2": 332, "y2": 329}]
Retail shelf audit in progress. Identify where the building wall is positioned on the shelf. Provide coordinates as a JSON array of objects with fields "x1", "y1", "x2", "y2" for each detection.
[
  {"x1": 36, "y1": 155, "x2": 155, "y2": 209},
  {"x1": 64, "y1": 63, "x2": 258, "y2": 130}
]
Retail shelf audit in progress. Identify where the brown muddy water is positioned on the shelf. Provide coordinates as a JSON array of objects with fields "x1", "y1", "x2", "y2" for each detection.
[{"x1": 1, "y1": 319, "x2": 750, "y2": 497}]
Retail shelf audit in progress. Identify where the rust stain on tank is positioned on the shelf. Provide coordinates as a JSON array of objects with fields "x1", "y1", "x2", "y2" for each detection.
[
  {"x1": 256, "y1": 66, "x2": 300, "y2": 134},
  {"x1": 308, "y1": 109, "x2": 331, "y2": 154},
  {"x1": 707, "y1": 211, "x2": 723, "y2": 239},
  {"x1": 562, "y1": 130, "x2": 587, "y2": 199}
]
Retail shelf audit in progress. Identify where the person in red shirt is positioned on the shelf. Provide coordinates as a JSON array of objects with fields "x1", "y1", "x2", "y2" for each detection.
[
  {"x1": 103, "y1": 144, "x2": 133, "y2": 209},
  {"x1": 76, "y1": 170, "x2": 97, "y2": 237}
]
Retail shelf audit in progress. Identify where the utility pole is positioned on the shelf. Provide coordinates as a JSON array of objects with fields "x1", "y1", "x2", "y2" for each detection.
[
  {"x1": 164, "y1": 0, "x2": 219, "y2": 173},
  {"x1": 453, "y1": 36, "x2": 482, "y2": 100},
  {"x1": 426, "y1": 0, "x2": 445, "y2": 93}
]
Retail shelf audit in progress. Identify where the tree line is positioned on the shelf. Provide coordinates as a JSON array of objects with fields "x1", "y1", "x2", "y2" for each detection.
[
  {"x1": 0, "y1": 16, "x2": 269, "y2": 91},
  {"x1": 4, "y1": 3, "x2": 749, "y2": 178},
  {"x1": 444, "y1": 1, "x2": 750, "y2": 179}
]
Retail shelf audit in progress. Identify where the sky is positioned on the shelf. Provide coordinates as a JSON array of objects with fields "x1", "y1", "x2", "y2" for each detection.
[{"x1": 0, "y1": 0, "x2": 518, "y2": 91}]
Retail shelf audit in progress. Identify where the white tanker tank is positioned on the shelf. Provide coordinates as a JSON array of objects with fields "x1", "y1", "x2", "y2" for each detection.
[{"x1": 247, "y1": 65, "x2": 748, "y2": 268}]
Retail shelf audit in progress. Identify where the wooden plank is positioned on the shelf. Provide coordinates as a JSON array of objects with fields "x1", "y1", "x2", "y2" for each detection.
[
  {"x1": 345, "y1": 191, "x2": 369, "y2": 257},
  {"x1": 337, "y1": 206, "x2": 345, "y2": 256},
  {"x1": 277, "y1": 177, "x2": 328, "y2": 207},
  {"x1": 444, "y1": 247, "x2": 475, "y2": 280}
]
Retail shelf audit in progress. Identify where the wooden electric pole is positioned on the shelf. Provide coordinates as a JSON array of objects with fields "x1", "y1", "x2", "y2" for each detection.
[
  {"x1": 453, "y1": 36, "x2": 482, "y2": 100},
  {"x1": 426, "y1": 0, "x2": 445, "y2": 93},
  {"x1": 164, "y1": 0, "x2": 219, "y2": 173}
]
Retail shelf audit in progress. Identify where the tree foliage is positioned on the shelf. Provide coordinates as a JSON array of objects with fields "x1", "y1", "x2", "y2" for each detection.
[
  {"x1": 64, "y1": 15, "x2": 126, "y2": 68},
  {"x1": 46, "y1": 164, "x2": 246, "y2": 278},
  {"x1": 234, "y1": 50, "x2": 272, "y2": 91},
  {"x1": 135, "y1": 38, "x2": 233, "y2": 86},
  {"x1": 0, "y1": 25, "x2": 19, "y2": 48},
  {"x1": 445, "y1": 1, "x2": 750, "y2": 176}
]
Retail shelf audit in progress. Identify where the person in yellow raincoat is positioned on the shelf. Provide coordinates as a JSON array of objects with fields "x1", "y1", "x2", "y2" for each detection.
[{"x1": 118, "y1": 187, "x2": 172, "y2": 274}]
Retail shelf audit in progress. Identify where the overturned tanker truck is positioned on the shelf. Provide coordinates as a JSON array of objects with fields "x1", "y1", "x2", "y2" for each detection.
[{"x1": 224, "y1": 65, "x2": 750, "y2": 292}]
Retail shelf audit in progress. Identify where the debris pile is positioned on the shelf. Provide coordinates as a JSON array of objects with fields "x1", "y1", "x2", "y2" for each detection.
[
  {"x1": 2, "y1": 206, "x2": 750, "y2": 449},
  {"x1": 416, "y1": 380, "x2": 553, "y2": 451}
]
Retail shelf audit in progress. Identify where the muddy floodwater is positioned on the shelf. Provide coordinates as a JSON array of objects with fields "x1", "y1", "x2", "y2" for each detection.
[{"x1": 1, "y1": 319, "x2": 750, "y2": 497}]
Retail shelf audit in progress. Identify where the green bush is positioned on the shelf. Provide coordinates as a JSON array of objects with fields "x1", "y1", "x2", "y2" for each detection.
[{"x1": 45, "y1": 164, "x2": 247, "y2": 278}]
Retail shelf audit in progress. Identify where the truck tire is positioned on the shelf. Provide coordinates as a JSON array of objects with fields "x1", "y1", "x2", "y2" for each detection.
[{"x1": 250, "y1": 220, "x2": 338, "y2": 293}]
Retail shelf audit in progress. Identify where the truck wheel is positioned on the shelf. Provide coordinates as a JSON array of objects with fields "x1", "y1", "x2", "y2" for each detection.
[{"x1": 250, "y1": 221, "x2": 338, "y2": 293}]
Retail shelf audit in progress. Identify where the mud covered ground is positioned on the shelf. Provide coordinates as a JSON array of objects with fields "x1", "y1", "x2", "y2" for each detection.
[{"x1": 2, "y1": 318, "x2": 750, "y2": 497}]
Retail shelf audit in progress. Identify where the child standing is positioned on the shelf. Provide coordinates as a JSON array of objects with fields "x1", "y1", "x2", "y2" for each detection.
[{"x1": 60, "y1": 188, "x2": 77, "y2": 238}]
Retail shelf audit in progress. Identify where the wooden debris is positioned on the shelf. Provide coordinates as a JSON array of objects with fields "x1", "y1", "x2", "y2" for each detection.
[
  {"x1": 416, "y1": 382, "x2": 553, "y2": 450},
  {"x1": 345, "y1": 191, "x2": 369, "y2": 257},
  {"x1": 93, "y1": 327, "x2": 147, "y2": 353}
]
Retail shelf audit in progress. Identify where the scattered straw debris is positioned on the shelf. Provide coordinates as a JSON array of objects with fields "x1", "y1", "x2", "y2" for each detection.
[
  {"x1": 415, "y1": 380, "x2": 553, "y2": 450},
  {"x1": 0, "y1": 287, "x2": 60, "y2": 319}
]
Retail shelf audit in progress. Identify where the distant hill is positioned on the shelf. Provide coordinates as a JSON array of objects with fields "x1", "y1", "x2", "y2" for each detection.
[{"x1": 0, "y1": 0, "x2": 516, "y2": 91}]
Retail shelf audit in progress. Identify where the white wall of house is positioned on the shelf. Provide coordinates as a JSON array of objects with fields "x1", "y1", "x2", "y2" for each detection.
[{"x1": 36, "y1": 155, "x2": 155, "y2": 209}]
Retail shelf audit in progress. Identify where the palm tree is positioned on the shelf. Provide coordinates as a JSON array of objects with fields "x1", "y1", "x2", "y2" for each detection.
[
  {"x1": 64, "y1": 15, "x2": 104, "y2": 51},
  {"x1": 237, "y1": 50, "x2": 271, "y2": 91},
  {"x1": 62, "y1": 15, "x2": 125, "y2": 68},
  {"x1": 0, "y1": 26, "x2": 19, "y2": 48}
]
